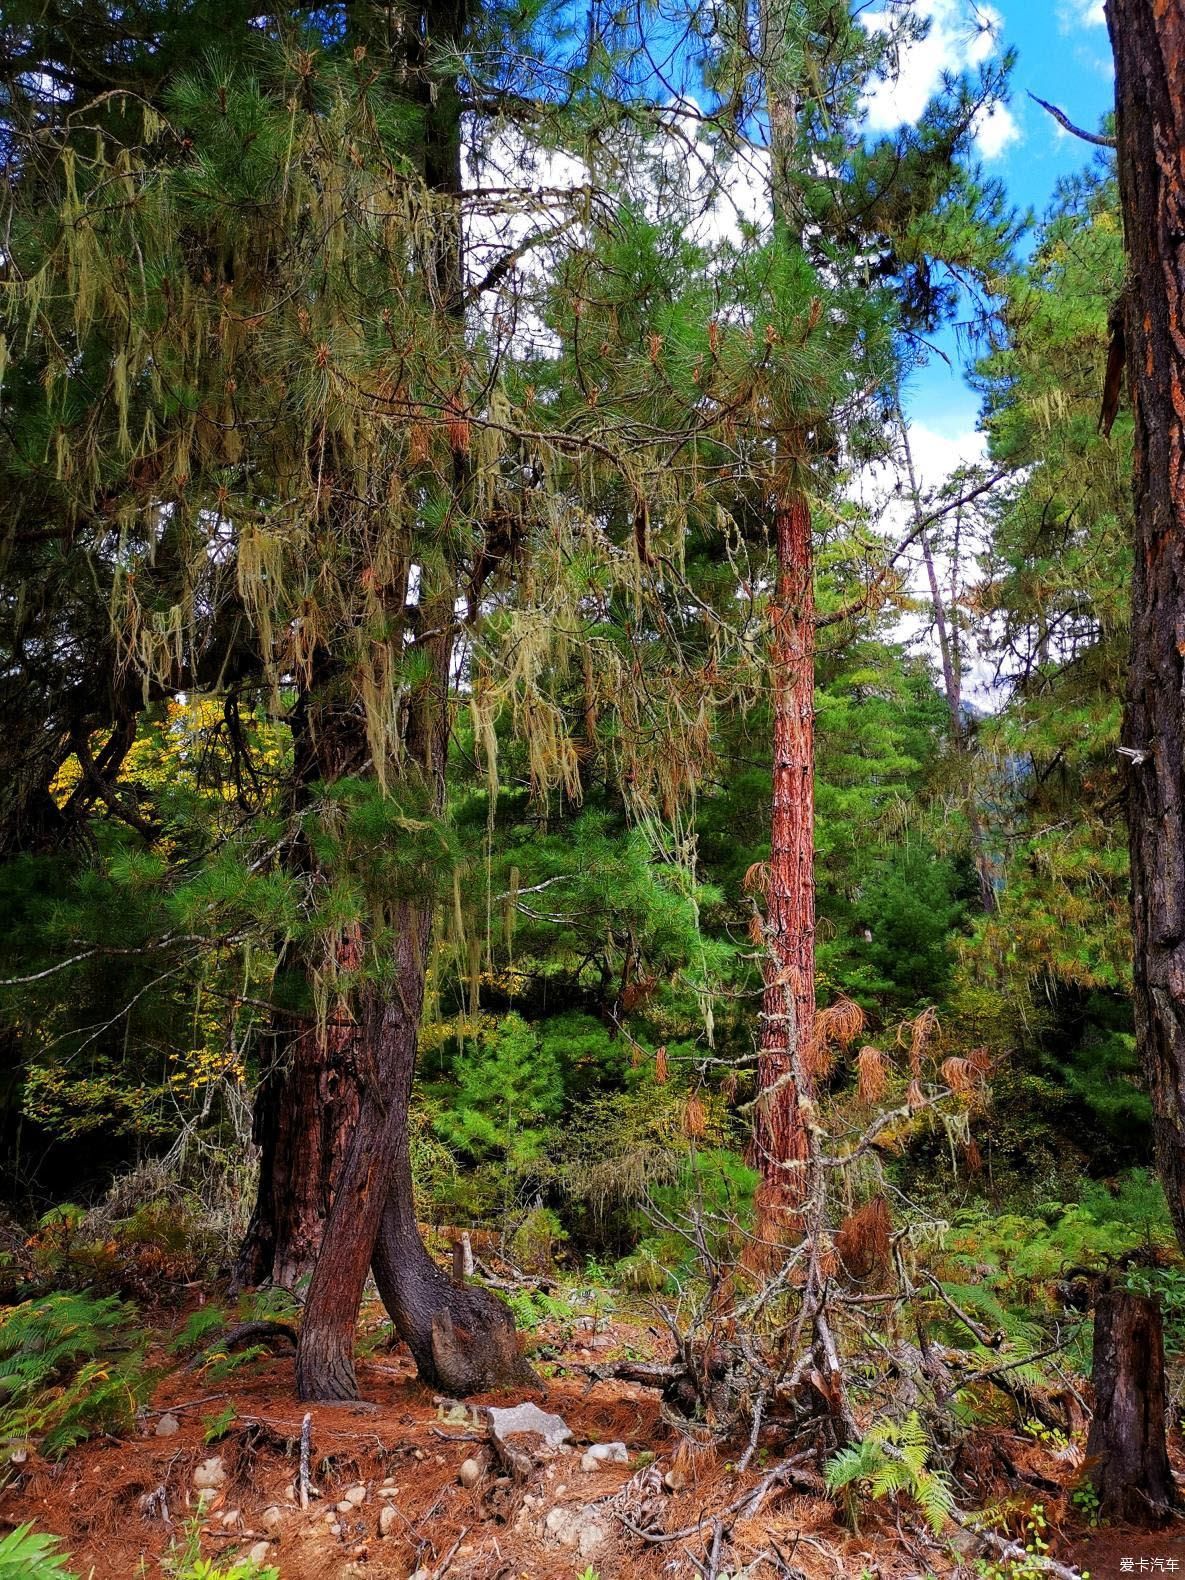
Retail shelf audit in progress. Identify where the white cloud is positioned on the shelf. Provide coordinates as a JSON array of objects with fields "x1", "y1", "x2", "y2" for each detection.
[
  {"x1": 1059, "y1": 0, "x2": 1106, "y2": 30},
  {"x1": 859, "y1": 0, "x2": 1020, "y2": 162},
  {"x1": 971, "y1": 100, "x2": 1021, "y2": 160}
]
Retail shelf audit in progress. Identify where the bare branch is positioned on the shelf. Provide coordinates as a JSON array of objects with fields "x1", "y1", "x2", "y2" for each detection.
[{"x1": 1028, "y1": 92, "x2": 1116, "y2": 149}]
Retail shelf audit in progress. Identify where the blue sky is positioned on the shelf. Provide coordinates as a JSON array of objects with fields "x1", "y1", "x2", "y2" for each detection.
[{"x1": 878, "y1": 0, "x2": 1116, "y2": 438}]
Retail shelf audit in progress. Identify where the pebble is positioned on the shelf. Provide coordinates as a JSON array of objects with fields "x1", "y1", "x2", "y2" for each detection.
[
  {"x1": 580, "y1": 1441, "x2": 629, "y2": 1473},
  {"x1": 344, "y1": 1483, "x2": 367, "y2": 1506},
  {"x1": 219, "y1": 1510, "x2": 241, "y2": 1529},
  {"x1": 260, "y1": 1506, "x2": 284, "y2": 1533},
  {"x1": 248, "y1": 1543, "x2": 272, "y2": 1566},
  {"x1": 378, "y1": 1504, "x2": 397, "y2": 1538},
  {"x1": 336, "y1": 1500, "x2": 354, "y2": 1514},
  {"x1": 329, "y1": 1521, "x2": 343, "y2": 1537},
  {"x1": 155, "y1": 1413, "x2": 180, "y2": 1437},
  {"x1": 412, "y1": 1448, "x2": 426, "y2": 1461},
  {"x1": 193, "y1": 1456, "x2": 226, "y2": 1491},
  {"x1": 458, "y1": 1458, "x2": 481, "y2": 1489}
]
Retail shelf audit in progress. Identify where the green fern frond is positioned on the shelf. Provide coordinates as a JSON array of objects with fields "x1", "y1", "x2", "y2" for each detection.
[{"x1": 0, "y1": 1523, "x2": 77, "y2": 1579}]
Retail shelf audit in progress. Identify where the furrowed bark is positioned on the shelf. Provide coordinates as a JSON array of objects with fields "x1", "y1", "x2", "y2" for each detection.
[
  {"x1": 1086, "y1": 1288, "x2": 1175, "y2": 1524},
  {"x1": 753, "y1": 0, "x2": 816, "y2": 1203},
  {"x1": 756, "y1": 488, "x2": 816, "y2": 1203},
  {"x1": 1107, "y1": 0, "x2": 1185, "y2": 1252}
]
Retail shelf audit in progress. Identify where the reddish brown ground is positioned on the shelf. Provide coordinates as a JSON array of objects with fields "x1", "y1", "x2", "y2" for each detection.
[{"x1": 0, "y1": 1304, "x2": 1148, "y2": 1580}]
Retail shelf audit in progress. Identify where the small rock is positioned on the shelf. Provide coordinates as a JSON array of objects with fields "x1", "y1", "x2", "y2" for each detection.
[
  {"x1": 579, "y1": 1521, "x2": 606, "y2": 1557},
  {"x1": 344, "y1": 1484, "x2": 367, "y2": 1506},
  {"x1": 378, "y1": 1485, "x2": 397, "y2": 1498},
  {"x1": 248, "y1": 1543, "x2": 272, "y2": 1566},
  {"x1": 378, "y1": 1504, "x2": 397, "y2": 1538},
  {"x1": 554, "y1": 1482, "x2": 566, "y2": 1497},
  {"x1": 329, "y1": 1521, "x2": 343, "y2": 1537},
  {"x1": 260, "y1": 1506, "x2": 284, "y2": 1534},
  {"x1": 486, "y1": 1402, "x2": 572, "y2": 1450},
  {"x1": 663, "y1": 1467, "x2": 687, "y2": 1492},
  {"x1": 336, "y1": 1500, "x2": 354, "y2": 1514},
  {"x1": 412, "y1": 1448, "x2": 426, "y2": 1461},
  {"x1": 283, "y1": 1485, "x2": 296, "y2": 1503},
  {"x1": 219, "y1": 1509, "x2": 241, "y2": 1529},
  {"x1": 458, "y1": 1458, "x2": 481, "y2": 1489},
  {"x1": 155, "y1": 1413, "x2": 180, "y2": 1438},
  {"x1": 581, "y1": 1440, "x2": 628, "y2": 1473},
  {"x1": 193, "y1": 1456, "x2": 225, "y2": 1491},
  {"x1": 349, "y1": 1543, "x2": 368, "y2": 1559},
  {"x1": 544, "y1": 1508, "x2": 569, "y2": 1537}
]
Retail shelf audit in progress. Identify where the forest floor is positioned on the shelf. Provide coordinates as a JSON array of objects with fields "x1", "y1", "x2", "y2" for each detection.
[{"x1": 0, "y1": 1287, "x2": 1170, "y2": 1580}]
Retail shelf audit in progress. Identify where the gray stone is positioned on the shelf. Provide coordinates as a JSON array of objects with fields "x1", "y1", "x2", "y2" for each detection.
[
  {"x1": 155, "y1": 1413, "x2": 180, "y2": 1438},
  {"x1": 192, "y1": 1456, "x2": 225, "y2": 1491},
  {"x1": 458, "y1": 1458, "x2": 481, "y2": 1489},
  {"x1": 581, "y1": 1441, "x2": 628, "y2": 1472}
]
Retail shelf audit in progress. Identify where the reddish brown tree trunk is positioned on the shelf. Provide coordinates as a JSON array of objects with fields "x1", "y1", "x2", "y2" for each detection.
[
  {"x1": 233, "y1": 948, "x2": 362, "y2": 1292},
  {"x1": 1107, "y1": 0, "x2": 1185, "y2": 1252},
  {"x1": 1086, "y1": 1288, "x2": 1175, "y2": 1524},
  {"x1": 755, "y1": 488, "x2": 816, "y2": 1203},
  {"x1": 295, "y1": 903, "x2": 429, "y2": 1400}
]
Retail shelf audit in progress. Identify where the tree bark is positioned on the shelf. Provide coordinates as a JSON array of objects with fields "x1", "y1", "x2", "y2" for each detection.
[
  {"x1": 755, "y1": 488, "x2": 817, "y2": 1203},
  {"x1": 1107, "y1": 0, "x2": 1185, "y2": 1252},
  {"x1": 232, "y1": 985, "x2": 362, "y2": 1292},
  {"x1": 1086, "y1": 1288, "x2": 1175, "y2": 1525},
  {"x1": 751, "y1": 0, "x2": 817, "y2": 1208}
]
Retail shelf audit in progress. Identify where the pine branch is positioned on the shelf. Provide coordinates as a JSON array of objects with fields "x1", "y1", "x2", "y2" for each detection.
[{"x1": 1028, "y1": 93, "x2": 1116, "y2": 149}]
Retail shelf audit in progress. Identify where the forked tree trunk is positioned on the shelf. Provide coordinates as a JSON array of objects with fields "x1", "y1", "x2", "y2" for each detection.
[
  {"x1": 1086, "y1": 1288, "x2": 1175, "y2": 1525},
  {"x1": 1106, "y1": 0, "x2": 1185, "y2": 1252},
  {"x1": 755, "y1": 488, "x2": 817, "y2": 1203}
]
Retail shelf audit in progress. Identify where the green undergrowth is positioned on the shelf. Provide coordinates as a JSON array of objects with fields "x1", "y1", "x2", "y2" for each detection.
[
  {"x1": 0, "y1": 1290, "x2": 152, "y2": 1463},
  {"x1": 0, "y1": 1523, "x2": 77, "y2": 1580}
]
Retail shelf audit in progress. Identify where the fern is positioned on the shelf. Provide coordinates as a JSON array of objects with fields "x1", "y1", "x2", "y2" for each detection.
[
  {"x1": 826, "y1": 1412, "x2": 955, "y2": 1534},
  {"x1": 0, "y1": 1523, "x2": 77, "y2": 1579},
  {"x1": 0, "y1": 1292, "x2": 151, "y2": 1458},
  {"x1": 170, "y1": 1305, "x2": 229, "y2": 1355}
]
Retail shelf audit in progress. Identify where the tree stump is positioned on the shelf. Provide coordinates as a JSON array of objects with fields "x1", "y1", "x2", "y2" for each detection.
[{"x1": 1086, "y1": 1288, "x2": 1175, "y2": 1524}]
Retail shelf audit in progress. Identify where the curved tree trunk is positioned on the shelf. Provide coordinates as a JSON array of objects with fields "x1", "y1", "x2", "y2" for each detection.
[
  {"x1": 1086, "y1": 1288, "x2": 1175, "y2": 1525},
  {"x1": 370, "y1": 1047, "x2": 538, "y2": 1397},
  {"x1": 295, "y1": 903, "x2": 430, "y2": 1400},
  {"x1": 1107, "y1": 0, "x2": 1185, "y2": 1251}
]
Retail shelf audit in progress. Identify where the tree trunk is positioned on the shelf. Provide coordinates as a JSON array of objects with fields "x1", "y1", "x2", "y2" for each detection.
[
  {"x1": 1086, "y1": 1288, "x2": 1175, "y2": 1524},
  {"x1": 295, "y1": 903, "x2": 429, "y2": 1400},
  {"x1": 755, "y1": 488, "x2": 816, "y2": 1202},
  {"x1": 1107, "y1": 0, "x2": 1185, "y2": 1252},
  {"x1": 232, "y1": 1003, "x2": 361, "y2": 1292}
]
